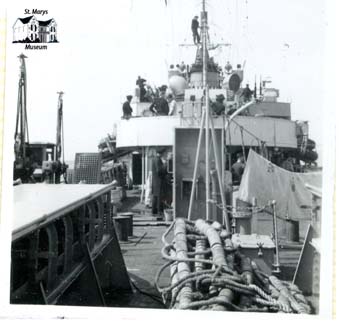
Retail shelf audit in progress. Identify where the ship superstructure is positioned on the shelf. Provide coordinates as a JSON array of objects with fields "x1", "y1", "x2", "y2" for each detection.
[{"x1": 113, "y1": 11, "x2": 318, "y2": 220}]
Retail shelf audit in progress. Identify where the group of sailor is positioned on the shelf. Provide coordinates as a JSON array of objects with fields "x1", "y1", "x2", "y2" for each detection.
[
  {"x1": 122, "y1": 87, "x2": 178, "y2": 119},
  {"x1": 168, "y1": 62, "x2": 188, "y2": 79},
  {"x1": 122, "y1": 85, "x2": 254, "y2": 119}
]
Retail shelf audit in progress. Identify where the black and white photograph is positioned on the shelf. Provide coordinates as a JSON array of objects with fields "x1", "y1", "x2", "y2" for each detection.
[{"x1": 0, "y1": 0, "x2": 336, "y2": 320}]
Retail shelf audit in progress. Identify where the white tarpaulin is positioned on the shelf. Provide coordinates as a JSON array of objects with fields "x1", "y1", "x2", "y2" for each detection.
[{"x1": 238, "y1": 150, "x2": 322, "y2": 220}]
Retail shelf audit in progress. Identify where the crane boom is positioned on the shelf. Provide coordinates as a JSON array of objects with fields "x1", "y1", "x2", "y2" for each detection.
[
  {"x1": 14, "y1": 54, "x2": 29, "y2": 164},
  {"x1": 56, "y1": 91, "x2": 64, "y2": 162},
  {"x1": 14, "y1": 54, "x2": 33, "y2": 183},
  {"x1": 53, "y1": 91, "x2": 68, "y2": 183}
]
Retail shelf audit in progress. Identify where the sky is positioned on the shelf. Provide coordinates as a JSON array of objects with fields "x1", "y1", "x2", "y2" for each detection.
[{"x1": 4, "y1": 0, "x2": 331, "y2": 163}]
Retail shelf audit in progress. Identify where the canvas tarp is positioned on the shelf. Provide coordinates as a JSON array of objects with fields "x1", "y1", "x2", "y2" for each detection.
[{"x1": 238, "y1": 150, "x2": 322, "y2": 220}]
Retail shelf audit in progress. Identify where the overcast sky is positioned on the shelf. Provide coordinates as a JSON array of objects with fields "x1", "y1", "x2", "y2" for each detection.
[{"x1": 4, "y1": 0, "x2": 330, "y2": 163}]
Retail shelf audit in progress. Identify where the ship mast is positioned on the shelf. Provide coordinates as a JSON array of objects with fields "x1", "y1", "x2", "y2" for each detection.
[
  {"x1": 201, "y1": 0, "x2": 211, "y2": 220},
  {"x1": 187, "y1": 1, "x2": 231, "y2": 231}
]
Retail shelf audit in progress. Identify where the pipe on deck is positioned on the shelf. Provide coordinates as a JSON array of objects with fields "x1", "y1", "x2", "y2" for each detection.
[
  {"x1": 195, "y1": 219, "x2": 234, "y2": 311},
  {"x1": 174, "y1": 218, "x2": 192, "y2": 308}
]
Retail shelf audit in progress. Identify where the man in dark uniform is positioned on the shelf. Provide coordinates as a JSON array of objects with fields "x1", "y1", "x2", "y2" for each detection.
[
  {"x1": 136, "y1": 76, "x2": 147, "y2": 102},
  {"x1": 241, "y1": 84, "x2": 253, "y2": 102},
  {"x1": 211, "y1": 94, "x2": 226, "y2": 115},
  {"x1": 191, "y1": 15, "x2": 200, "y2": 44},
  {"x1": 149, "y1": 91, "x2": 169, "y2": 115},
  {"x1": 152, "y1": 149, "x2": 168, "y2": 215},
  {"x1": 122, "y1": 95, "x2": 133, "y2": 119},
  {"x1": 231, "y1": 153, "x2": 246, "y2": 185}
]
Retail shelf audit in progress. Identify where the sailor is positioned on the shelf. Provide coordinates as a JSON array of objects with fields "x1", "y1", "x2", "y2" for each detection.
[
  {"x1": 191, "y1": 15, "x2": 200, "y2": 44},
  {"x1": 168, "y1": 64, "x2": 179, "y2": 77},
  {"x1": 144, "y1": 85, "x2": 154, "y2": 102},
  {"x1": 179, "y1": 61, "x2": 187, "y2": 78},
  {"x1": 121, "y1": 162, "x2": 129, "y2": 187},
  {"x1": 180, "y1": 61, "x2": 186, "y2": 72},
  {"x1": 227, "y1": 103, "x2": 237, "y2": 116},
  {"x1": 225, "y1": 61, "x2": 233, "y2": 74},
  {"x1": 122, "y1": 95, "x2": 133, "y2": 119},
  {"x1": 159, "y1": 84, "x2": 168, "y2": 93},
  {"x1": 167, "y1": 94, "x2": 177, "y2": 115},
  {"x1": 149, "y1": 91, "x2": 169, "y2": 115},
  {"x1": 241, "y1": 84, "x2": 253, "y2": 102},
  {"x1": 231, "y1": 153, "x2": 246, "y2": 185},
  {"x1": 136, "y1": 76, "x2": 147, "y2": 102},
  {"x1": 151, "y1": 149, "x2": 168, "y2": 215},
  {"x1": 211, "y1": 94, "x2": 226, "y2": 115},
  {"x1": 281, "y1": 156, "x2": 294, "y2": 172}
]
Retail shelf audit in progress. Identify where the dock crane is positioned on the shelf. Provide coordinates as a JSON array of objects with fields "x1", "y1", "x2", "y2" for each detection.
[
  {"x1": 41, "y1": 92, "x2": 68, "y2": 183},
  {"x1": 13, "y1": 54, "x2": 34, "y2": 183},
  {"x1": 54, "y1": 91, "x2": 68, "y2": 183},
  {"x1": 13, "y1": 54, "x2": 68, "y2": 184}
]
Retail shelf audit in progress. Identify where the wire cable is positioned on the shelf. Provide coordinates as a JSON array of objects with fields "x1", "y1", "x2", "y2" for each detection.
[{"x1": 130, "y1": 278, "x2": 167, "y2": 307}]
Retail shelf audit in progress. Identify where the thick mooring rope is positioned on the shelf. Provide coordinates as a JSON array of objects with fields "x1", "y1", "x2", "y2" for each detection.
[{"x1": 155, "y1": 218, "x2": 311, "y2": 313}]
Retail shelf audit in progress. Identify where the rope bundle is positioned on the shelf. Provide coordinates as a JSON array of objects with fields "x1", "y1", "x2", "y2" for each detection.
[{"x1": 155, "y1": 218, "x2": 311, "y2": 313}]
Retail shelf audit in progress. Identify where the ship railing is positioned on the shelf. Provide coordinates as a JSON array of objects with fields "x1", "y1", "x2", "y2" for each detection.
[
  {"x1": 305, "y1": 183, "x2": 322, "y2": 236},
  {"x1": 128, "y1": 100, "x2": 247, "y2": 119},
  {"x1": 11, "y1": 183, "x2": 130, "y2": 305},
  {"x1": 125, "y1": 101, "x2": 203, "y2": 119}
]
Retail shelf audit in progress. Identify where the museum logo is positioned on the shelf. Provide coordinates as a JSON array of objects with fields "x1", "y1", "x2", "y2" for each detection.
[{"x1": 12, "y1": 10, "x2": 58, "y2": 50}]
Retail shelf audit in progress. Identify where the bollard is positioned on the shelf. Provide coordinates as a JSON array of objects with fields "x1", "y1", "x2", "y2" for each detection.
[
  {"x1": 118, "y1": 213, "x2": 133, "y2": 236},
  {"x1": 113, "y1": 216, "x2": 129, "y2": 241}
]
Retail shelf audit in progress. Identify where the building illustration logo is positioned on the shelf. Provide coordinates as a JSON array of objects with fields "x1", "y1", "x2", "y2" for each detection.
[{"x1": 13, "y1": 15, "x2": 58, "y2": 44}]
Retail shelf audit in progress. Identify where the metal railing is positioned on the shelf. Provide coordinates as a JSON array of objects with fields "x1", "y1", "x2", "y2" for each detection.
[{"x1": 11, "y1": 184, "x2": 130, "y2": 305}]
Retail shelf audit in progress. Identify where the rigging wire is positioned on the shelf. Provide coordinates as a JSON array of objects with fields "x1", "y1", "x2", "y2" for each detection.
[
  {"x1": 130, "y1": 279, "x2": 166, "y2": 307},
  {"x1": 61, "y1": 111, "x2": 68, "y2": 183},
  {"x1": 240, "y1": 127, "x2": 247, "y2": 165},
  {"x1": 231, "y1": 117, "x2": 266, "y2": 147},
  {"x1": 227, "y1": 118, "x2": 232, "y2": 170}
]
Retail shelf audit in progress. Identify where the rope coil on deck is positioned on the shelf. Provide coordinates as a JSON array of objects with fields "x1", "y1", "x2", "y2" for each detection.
[{"x1": 154, "y1": 218, "x2": 311, "y2": 313}]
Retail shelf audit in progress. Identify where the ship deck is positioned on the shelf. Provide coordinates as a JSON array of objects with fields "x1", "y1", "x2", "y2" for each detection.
[
  {"x1": 111, "y1": 223, "x2": 170, "y2": 309},
  {"x1": 10, "y1": 187, "x2": 315, "y2": 310},
  {"x1": 107, "y1": 189, "x2": 307, "y2": 309},
  {"x1": 106, "y1": 189, "x2": 171, "y2": 308}
]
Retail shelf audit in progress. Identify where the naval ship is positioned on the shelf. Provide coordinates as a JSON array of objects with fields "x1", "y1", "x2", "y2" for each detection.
[{"x1": 10, "y1": 0, "x2": 322, "y2": 315}]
